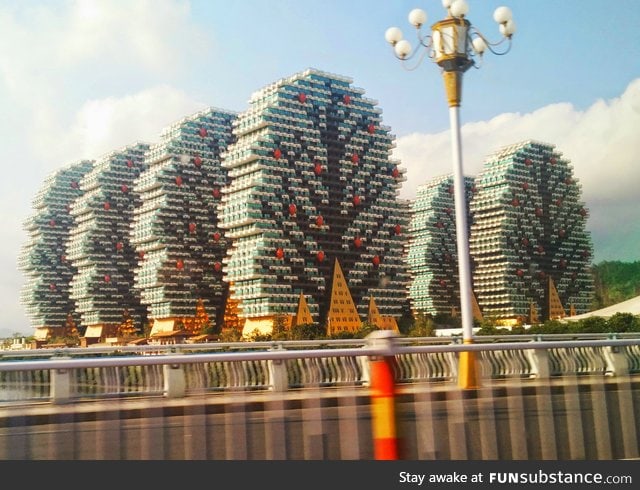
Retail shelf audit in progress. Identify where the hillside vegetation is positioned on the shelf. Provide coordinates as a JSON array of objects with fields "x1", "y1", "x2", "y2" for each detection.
[{"x1": 591, "y1": 260, "x2": 640, "y2": 309}]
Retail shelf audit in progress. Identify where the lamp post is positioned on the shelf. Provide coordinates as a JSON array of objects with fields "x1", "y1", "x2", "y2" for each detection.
[{"x1": 385, "y1": 0, "x2": 515, "y2": 389}]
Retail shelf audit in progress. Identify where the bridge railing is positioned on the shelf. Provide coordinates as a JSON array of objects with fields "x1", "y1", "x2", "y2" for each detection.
[{"x1": 1, "y1": 335, "x2": 639, "y2": 405}]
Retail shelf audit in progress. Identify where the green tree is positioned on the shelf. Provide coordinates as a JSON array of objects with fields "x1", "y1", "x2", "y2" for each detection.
[
  {"x1": 329, "y1": 330, "x2": 358, "y2": 339},
  {"x1": 475, "y1": 317, "x2": 502, "y2": 335},
  {"x1": 271, "y1": 314, "x2": 289, "y2": 340},
  {"x1": 219, "y1": 328, "x2": 243, "y2": 342},
  {"x1": 203, "y1": 322, "x2": 217, "y2": 335},
  {"x1": 290, "y1": 322, "x2": 325, "y2": 340},
  {"x1": 476, "y1": 324, "x2": 505, "y2": 336},
  {"x1": 246, "y1": 328, "x2": 272, "y2": 342},
  {"x1": 408, "y1": 312, "x2": 435, "y2": 337},
  {"x1": 142, "y1": 321, "x2": 153, "y2": 338},
  {"x1": 47, "y1": 335, "x2": 79, "y2": 347},
  {"x1": 592, "y1": 260, "x2": 640, "y2": 309},
  {"x1": 570, "y1": 316, "x2": 608, "y2": 333},
  {"x1": 527, "y1": 320, "x2": 570, "y2": 334},
  {"x1": 606, "y1": 313, "x2": 640, "y2": 333},
  {"x1": 396, "y1": 300, "x2": 415, "y2": 335},
  {"x1": 356, "y1": 322, "x2": 380, "y2": 338},
  {"x1": 433, "y1": 313, "x2": 461, "y2": 328}
]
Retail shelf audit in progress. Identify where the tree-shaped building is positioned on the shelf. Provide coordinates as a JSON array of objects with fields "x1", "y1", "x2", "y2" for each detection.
[
  {"x1": 19, "y1": 160, "x2": 94, "y2": 339},
  {"x1": 219, "y1": 68, "x2": 411, "y2": 335},
  {"x1": 407, "y1": 174, "x2": 475, "y2": 317},
  {"x1": 469, "y1": 140, "x2": 594, "y2": 321},
  {"x1": 66, "y1": 143, "x2": 149, "y2": 333},
  {"x1": 130, "y1": 108, "x2": 237, "y2": 333}
]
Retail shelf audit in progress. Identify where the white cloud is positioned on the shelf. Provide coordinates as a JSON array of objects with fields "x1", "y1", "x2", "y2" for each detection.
[
  {"x1": 0, "y1": 0, "x2": 208, "y2": 94},
  {"x1": 395, "y1": 78, "x2": 640, "y2": 203},
  {"x1": 394, "y1": 78, "x2": 640, "y2": 262},
  {"x1": 46, "y1": 85, "x2": 207, "y2": 162},
  {"x1": 60, "y1": 0, "x2": 208, "y2": 75},
  {"x1": 0, "y1": 1, "x2": 213, "y2": 336},
  {"x1": 0, "y1": 0, "x2": 215, "y2": 173},
  {"x1": 0, "y1": 0, "x2": 211, "y2": 159}
]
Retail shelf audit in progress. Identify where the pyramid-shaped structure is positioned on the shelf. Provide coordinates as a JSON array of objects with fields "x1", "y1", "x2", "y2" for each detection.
[
  {"x1": 367, "y1": 296, "x2": 399, "y2": 331},
  {"x1": 471, "y1": 292, "x2": 484, "y2": 323},
  {"x1": 548, "y1": 277, "x2": 566, "y2": 320},
  {"x1": 326, "y1": 259, "x2": 362, "y2": 335},
  {"x1": 294, "y1": 292, "x2": 314, "y2": 327}
]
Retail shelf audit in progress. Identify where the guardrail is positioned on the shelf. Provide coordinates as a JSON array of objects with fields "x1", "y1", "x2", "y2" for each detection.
[
  {"x1": 1, "y1": 334, "x2": 639, "y2": 405},
  {"x1": 3, "y1": 332, "x2": 639, "y2": 359}
]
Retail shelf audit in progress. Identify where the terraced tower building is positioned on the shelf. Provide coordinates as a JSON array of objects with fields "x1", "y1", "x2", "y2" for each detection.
[
  {"x1": 18, "y1": 160, "x2": 94, "y2": 339},
  {"x1": 130, "y1": 108, "x2": 236, "y2": 332},
  {"x1": 66, "y1": 143, "x2": 149, "y2": 334},
  {"x1": 220, "y1": 69, "x2": 411, "y2": 335},
  {"x1": 469, "y1": 140, "x2": 594, "y2": 322},
  {"x1": 407, "y1": 174, "x2": 475, "y2": 317}
]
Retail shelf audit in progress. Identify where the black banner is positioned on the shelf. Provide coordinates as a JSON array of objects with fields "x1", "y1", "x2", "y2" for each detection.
[{"x1": 4, "y1": 460, "x2": 639, "y2": 490}]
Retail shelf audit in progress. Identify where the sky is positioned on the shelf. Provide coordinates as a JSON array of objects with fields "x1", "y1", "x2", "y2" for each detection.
[{"x1": 1, "y1": 0, "x2": 639, "y2": 337}]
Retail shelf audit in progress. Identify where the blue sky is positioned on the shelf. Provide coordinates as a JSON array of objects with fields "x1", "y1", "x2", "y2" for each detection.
[{"x1": 1, "y1": 0, "x2": 639, "y2": 336}]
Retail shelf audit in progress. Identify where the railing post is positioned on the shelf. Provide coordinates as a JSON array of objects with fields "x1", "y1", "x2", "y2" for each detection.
[
  {"x1": 366, "y1": 330, "x2": 400, "y2": 460},
  {"x1": 526, "y1": 337, "x2": 550, "y2": 379},
  {"x1": 163, "y1": 350, "x2": 186, "y2": 398},
  {"x1": 51, "y1": 361, "x2": 72, "y2": 405},
  {"x1": 268, "y1": 344, "x2": 289, "y2": 391},
  {"x1": 603, "y1": 341, "x2": 629, "y2": 376},
  {"x1": 448, "y1": 337, "x2": 461, "y2": 380},
  {"x1": 360, "y1": 353, "x2": 371, "y2": 387}
]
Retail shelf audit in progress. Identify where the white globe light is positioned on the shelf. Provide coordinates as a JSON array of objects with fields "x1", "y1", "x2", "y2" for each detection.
[
  {"x1": 394, "y1": 39, "x2": 412, "y2": 59},
  {"x1": 493, "y1": 6, "x2": 513, "y2": 24},
  {"x1": 384, "y1": 27, "x2": 402, "y2": 46},
  {"x1": 385, "y1": 26, "x2": 403, "y2": 45},
  {"x1": 472, "y1": 36, "x2": 487, "y2": 55},
  {"x1": 408, "y1": 8, "x2": 427, "y2": 28},
  {"x1": 499, "y1": 18, "x2": 517, "y2": 37},
  {"x1": 450, "y1": 0, "x2": 469, "y2": 18},
  {"x1": 442, "y1": 0, "x2": 454, "y2": 8}
]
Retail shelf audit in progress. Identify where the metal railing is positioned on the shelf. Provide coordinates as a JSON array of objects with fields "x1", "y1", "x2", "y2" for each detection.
[{"x1": 1, "y1": 334, "x2": 639, "y2": 405}]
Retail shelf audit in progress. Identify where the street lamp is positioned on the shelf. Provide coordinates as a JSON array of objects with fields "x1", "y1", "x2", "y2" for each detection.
[{"x1": 385, "y1": 0, "x2": 515, "y2": 389}]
